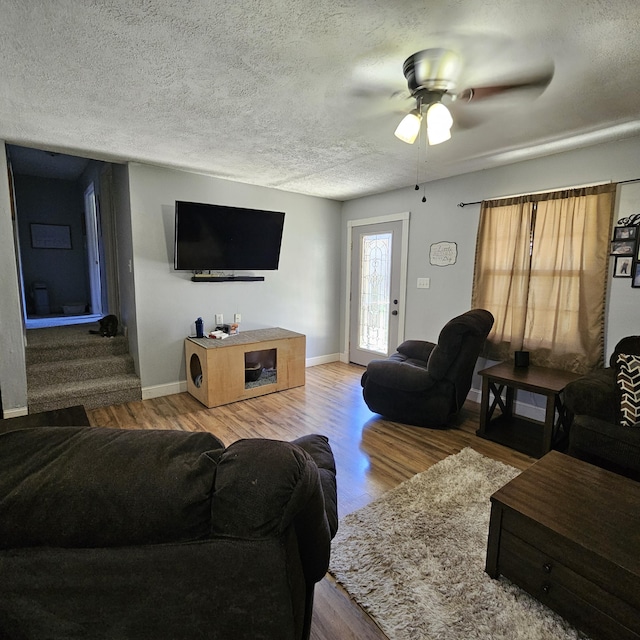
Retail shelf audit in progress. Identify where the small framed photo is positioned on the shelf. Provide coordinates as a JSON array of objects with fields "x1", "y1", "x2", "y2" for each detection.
[
  {"x1": 632, "y1": 263, "x2": 640, "y2": 288},
  {"x1": 614, "y1": 256, "x2": 633, "y2": 277},
  {"x1": 613, "y1": 225, "x2": 638, "y2": 240},
  {"x1": 610, "y1": 239, "x2": 636, "y2": 256}
]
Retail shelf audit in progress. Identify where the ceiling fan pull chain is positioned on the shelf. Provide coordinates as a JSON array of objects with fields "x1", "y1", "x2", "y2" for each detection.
[
  {"x1": 417, "y1": 97, "x2": 423, "y2": 188},
  {"x1": 421, "y1": 123, "x2": 428, "y2": 203}
]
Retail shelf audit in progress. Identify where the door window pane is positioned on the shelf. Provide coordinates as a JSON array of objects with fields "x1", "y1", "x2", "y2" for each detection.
[{"x1": 358, "y1": 232, "x2": 392, "y2": 353}]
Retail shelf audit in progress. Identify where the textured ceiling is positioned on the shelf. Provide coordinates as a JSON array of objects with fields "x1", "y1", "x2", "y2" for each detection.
[{"x1": 1, "y1": 0, "x2": 640, "y2": 200}]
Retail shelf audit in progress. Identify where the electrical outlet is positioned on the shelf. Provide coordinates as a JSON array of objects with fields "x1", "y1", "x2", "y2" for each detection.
[
  {"x1": 234, "y1": 313, "x2": 241, "y2": 323},
  {"x1": 417, "y1": 277, "x2": 430, "y2": 289},
  {"x1": 215, "y1": 313, "x2": 223, "y2": 324}
]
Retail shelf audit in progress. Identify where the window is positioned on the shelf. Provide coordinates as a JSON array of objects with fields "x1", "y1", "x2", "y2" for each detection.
[{"x1": 471, "y1": 184, "x2": 616, "y2": 373}]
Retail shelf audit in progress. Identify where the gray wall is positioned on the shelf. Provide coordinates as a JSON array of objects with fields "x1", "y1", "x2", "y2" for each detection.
[
  {"x1": 341, "y1": 135, "x2": 640, "y2": 412},
  {"x1": 126, "y1": 163, "x2": 342, "y2": 397},
  {"x1": 2, "y1": 135, "x2": 639, "y2": 414}
]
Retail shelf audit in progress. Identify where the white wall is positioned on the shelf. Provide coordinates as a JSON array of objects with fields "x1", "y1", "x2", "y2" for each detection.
[
  {"x1": 0, "y1": 144, "x2": 28, "y2": 415},
  {"x1": 341, "y1": 136, "x2": 640, "y2": 412},
  {"x1": 126, "y1": 164, "x2": 342, "y2": 397}
]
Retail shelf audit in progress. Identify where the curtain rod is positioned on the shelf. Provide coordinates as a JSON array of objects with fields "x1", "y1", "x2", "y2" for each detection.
[{"x1": 457, "y1": 177, "x2": 640, "y2": 208}]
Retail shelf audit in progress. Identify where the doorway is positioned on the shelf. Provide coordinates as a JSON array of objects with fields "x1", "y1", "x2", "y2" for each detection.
[
  {"x1": 6, "y1": 145, "x2": 109, "y2": 329},
  {"x1": 346, "y1": 213, "x2": 409, "y2": 366}
]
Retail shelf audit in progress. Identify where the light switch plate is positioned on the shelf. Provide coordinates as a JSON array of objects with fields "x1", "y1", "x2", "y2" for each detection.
[
  {"x1": 215, "y1": 313, "x2": 223, "y2": 324},
  {"x1": 417, "y1": 277, "x2": 430, "y2": 289}
]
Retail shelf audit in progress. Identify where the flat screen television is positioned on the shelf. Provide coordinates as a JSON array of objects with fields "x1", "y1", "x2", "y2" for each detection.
[{"x1": 174, "y1": 201, "x2": 285, "y2": 271}]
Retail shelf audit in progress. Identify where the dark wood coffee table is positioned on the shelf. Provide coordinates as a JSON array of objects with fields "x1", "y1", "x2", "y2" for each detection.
[
  {"x1": 486, "y1": 451, "x2": 640, "y2": 640},
  {"x1": 477, "y1": 361, "x2": 582, "y2": 457}
]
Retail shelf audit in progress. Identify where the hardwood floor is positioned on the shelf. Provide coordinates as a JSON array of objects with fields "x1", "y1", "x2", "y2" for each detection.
[{"x1": 88, "y1": 361, "x2": 536, "y2": 640}]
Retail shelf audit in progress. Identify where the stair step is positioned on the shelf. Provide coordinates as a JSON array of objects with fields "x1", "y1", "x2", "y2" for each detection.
[
  {"x1": 27, "y1": 354, "x2": 136, "y2": 386},
  {"x1": 28, "y1": 374, "x2": 142, "y2": 413},
  {"x1": 26, "y1": 334, "x2": 129, "y2": 365},
  {"x1": 25, "y1": 323, "x2": 141, "y2": 413}
]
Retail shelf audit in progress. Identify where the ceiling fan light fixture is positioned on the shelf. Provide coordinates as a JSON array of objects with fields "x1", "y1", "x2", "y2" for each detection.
[
  {"x1": 426, "y1": 101, "x2": 453, "y2": 145},
  {"x1": 394, "y1": 109, "x2": 422, "y2": 144}
]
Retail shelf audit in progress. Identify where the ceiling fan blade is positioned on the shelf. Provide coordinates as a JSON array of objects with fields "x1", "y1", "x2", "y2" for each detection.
[
  {"x1": 457, "y1": 65, "x2": 554, "y2": 103},
  {"x1": 450, "y1": 109, "x2": 487, "y2": 131}
]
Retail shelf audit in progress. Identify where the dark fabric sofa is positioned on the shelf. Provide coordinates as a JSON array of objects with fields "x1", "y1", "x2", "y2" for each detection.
[
  {"x1": 564, "y1": 335, "x2": 640, "y2": 480},
  {"x1": 361, "y1": 309, "x2": 494, "y2": 428},
  {"x1": 0, "y1": 425, "x2": 338, "y2": 640}
]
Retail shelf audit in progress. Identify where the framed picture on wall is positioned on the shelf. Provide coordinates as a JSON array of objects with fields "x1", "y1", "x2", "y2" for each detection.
[
  {"x1": 610, "y1": 239, "x2": 636, "y2": 256},
  {"x1": 613, "y1": 225, "x2": 638, "y2": 240},
  {"x1": 632, "y1": 263, "x2": 640, "y2": 288},
  {"x1": 30, "y1": 223, "x2": 72, "y2": 250},
  {"x1": 613, "y1": 256, "x2": 633, "y2": 277}
]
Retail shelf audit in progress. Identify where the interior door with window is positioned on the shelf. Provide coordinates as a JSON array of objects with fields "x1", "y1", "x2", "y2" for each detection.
[{"x1": 349, "y1": 220, "x2": 404, "y2": 366}]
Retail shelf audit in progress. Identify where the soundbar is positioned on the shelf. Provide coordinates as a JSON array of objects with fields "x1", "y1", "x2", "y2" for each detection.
[{"x1": 190, "y1": 275, "x2": 265, "y2": 282}]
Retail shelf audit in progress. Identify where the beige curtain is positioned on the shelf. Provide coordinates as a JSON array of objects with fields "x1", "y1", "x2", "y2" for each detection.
[{"x1": 472, "y1": 184, "x2": 616, "y2": 373}]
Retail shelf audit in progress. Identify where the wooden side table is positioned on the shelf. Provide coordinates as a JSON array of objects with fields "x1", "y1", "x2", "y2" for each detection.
[{"x1": 477, "y1": 361, "x2": 582, "y2": 458}]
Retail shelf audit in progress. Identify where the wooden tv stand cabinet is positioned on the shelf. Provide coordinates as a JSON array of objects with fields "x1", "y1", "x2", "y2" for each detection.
[{"x1": 185, "y1": 327, "x2": 305, "y2": 408}]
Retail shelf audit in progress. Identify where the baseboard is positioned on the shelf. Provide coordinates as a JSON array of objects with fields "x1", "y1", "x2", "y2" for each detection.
[
  {"x1": 467, "y1": 387, "x2": 546, "y2": 422},
  {"x1": 467, "y1": 387, "x2": 482, "y2": 405},
  {"x1": 143, "y1": 355, "x2": 341, "y2": 401},
  {"x1": 306, "y1": 353, "x2": 340, "y2": 367},
  {"x1": 142, "y1": 381, "x2": 187, "y2": 400},
  {"x1": 2, "y1": 406, "x2": 29, "y2": 419}
]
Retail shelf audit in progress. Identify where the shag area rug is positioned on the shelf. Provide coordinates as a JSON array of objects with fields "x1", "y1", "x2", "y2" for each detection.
[{"x1": 330, "y1": 447, "x2": 590, "y2": 640}]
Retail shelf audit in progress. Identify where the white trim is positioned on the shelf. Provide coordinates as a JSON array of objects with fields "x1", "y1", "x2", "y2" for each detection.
[
  {"x1": 145, "y1": 355, "x2": 341, "y2": 400},
  {"x1": 344, "y1": 212, "x2": 410, "y2": 362},
  {"x1": 84, "y1": 183, "x2": 103, "y2": 316},
  {"x1": 348, "y1": 212, "x2": 411, "y2": 226},
  {"x1": 306, "y1": 353, "x2": 340, "y2": 367},
  {"x1": 2, "y1": 406, "x2": 28, "y2": 419},
  {"x1": 142, "y1": 381, "x2": 187, "y2": 400}
]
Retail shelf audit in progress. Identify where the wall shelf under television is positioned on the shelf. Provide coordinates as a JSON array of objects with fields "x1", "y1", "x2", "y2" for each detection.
[{"x1": 190, "y1": 275, "x2": 265, "y2": 282}]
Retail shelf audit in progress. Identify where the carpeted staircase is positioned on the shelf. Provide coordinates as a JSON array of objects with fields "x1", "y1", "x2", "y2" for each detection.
[{"x1": 26, "y1": 322, "x2": 142, "y2": 413}]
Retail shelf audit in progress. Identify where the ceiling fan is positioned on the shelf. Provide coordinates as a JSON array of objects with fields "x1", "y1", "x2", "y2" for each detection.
[{"x1": 393, "y1": 47, "x2": 554, "y2": 146}]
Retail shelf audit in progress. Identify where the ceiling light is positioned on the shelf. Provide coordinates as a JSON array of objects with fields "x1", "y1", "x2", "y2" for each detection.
[
  {"x1": 394, "y1": 109, "x2": 422, "y2": 144},
  {"x1": 426, "y1": 102, "x2": 453, "y2": 145}
]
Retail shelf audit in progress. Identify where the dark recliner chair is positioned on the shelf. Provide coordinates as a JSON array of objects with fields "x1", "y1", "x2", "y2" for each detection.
[
  {"x1": 361, "y1": 309, "x2": 494, "y2": 428},
  {"x1": 0, "y1": 425, "x2": 338, "y2": 640},
  {"x1": 564, "y1": 335, "x2": 640, "y2": 480}
]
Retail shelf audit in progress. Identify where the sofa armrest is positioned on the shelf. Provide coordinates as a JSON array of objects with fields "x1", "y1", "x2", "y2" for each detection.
[
  {"x1": 569, "y1": 415, "x2": 640, "y2": 477},
  {"x1": 564, "y1": 368, "x2": 618, "y2": 423},
  {"x1": 396, "y1": 340, "x2": 436, "y2": 363},
  {"x1": 211, "y1": 437, "x2": 336, "y2": 584},
  {"x1": 363, "y1": 358, "x2": 438, "y2": 392},
  {"x1": 292, "y1": 434, "x2": 338, "y2": 538}
]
